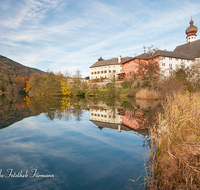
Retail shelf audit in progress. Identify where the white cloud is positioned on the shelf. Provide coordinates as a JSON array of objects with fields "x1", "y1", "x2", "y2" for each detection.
[{"x1": 0, "y1": 0, "x2": 200, "y2": 76}]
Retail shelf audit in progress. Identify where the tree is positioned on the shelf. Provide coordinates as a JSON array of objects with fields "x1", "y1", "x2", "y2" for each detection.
[
  {"x1": 72, "y1": 68, "x2": 82, "y2": 88},
  {"x1": 136, "y1": 46, "x2": 159, "y2": 89},
  {"x1": 24, "y1": 81, "x2": 30, "y2": 93},
  {"x1": 29, "y1": 73, "x2": 42, "y2": 93},
  {"x1": 61, "y1": 81, "x2": 71, "y2": 96}
]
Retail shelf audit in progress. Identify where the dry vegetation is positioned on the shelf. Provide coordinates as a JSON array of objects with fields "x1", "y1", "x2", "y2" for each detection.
[
  {"x1": 147, "y1": 92, "x2": 200, "y2": 189},
  {"x1": 135, "y1": 88, "x2": 160, "y2": 100}
]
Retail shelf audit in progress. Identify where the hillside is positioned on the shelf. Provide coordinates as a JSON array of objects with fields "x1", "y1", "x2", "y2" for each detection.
[{"x1": 0, "y1": 55, "x2": 44, "y2": 76}]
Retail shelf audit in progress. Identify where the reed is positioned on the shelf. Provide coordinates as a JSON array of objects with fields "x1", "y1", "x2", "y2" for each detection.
[
  {"x1": 135, "y1": 88, "x2": 160, "y2": 100},
  {"x1": 147, "y1": 92, "x2": 200, "y2": 189}
]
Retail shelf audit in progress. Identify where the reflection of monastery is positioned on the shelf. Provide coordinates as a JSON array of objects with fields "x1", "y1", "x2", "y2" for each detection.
[
  {"x1": 90, "y1": 19, "x2": 200, "y2": 80},
  {"x1": 90, "y1": 101, "x2": 156, "y2": 136}
]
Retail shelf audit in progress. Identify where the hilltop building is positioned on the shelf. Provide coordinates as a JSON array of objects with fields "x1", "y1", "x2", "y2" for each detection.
[
  {"x1": 90, "y1": 19, "x2": 200, "y2": 81},
  {"x1": 122, "y1": 18, "x2": 200, "y2": 80}
]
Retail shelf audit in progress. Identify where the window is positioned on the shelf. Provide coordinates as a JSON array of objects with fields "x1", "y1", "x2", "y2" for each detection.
[
  {"x1": 91, "y1": 72, "x2": 93, "y2": 74},
  {"x1": 98, "y1": 71, "x2": 100, "y2": 74},
  {"x1": 169, "y1": 58, "x2": 172, "y2": 60},
  {"x1": 175, "y1": 58, "x2": 178, "y2": 61},
  {"x1": 95, "y1": 72, "x2": 96, "y2": 74},
  {"x1": 101, "y1": 71, "x2": 103, "y2": 73},
  {"x1": 104, "y1": 70, "x2": 107, "y2": 73},
  {"x1": 113, "y1": 70, "x2": 116, "y2": 73},
  {"x1": 109, "y1": 70, "x2": 111, "y2": 73},
  {"x1": 162, "y1": 63, "x2": 165, "y2": 66},
  {"x1": 169, "y1": 64, "x2": 172, "y2": 68}
]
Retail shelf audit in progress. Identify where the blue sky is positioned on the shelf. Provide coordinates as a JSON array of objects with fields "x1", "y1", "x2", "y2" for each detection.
[{"x1": 0, "y1": 0, "x2": 200, "y2": 77}]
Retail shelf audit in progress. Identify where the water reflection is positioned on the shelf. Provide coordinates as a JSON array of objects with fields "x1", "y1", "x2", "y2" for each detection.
[
  {"x1": 0, "y1": 95, "x2": 161, "y2": 189},
  {"x1": 90, "y1": 99, "x2": 160, "y2": 133},
  {"x1": 0, "y1": 94, "x2": 33, "y2": 129},
  {"x1": 0, "y1": 95, "x2": 161, "y2": 133}
]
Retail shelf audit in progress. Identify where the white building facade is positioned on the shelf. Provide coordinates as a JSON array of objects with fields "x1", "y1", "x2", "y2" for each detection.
[{"x1": 90, "y1": 56, "x2": 133, "y2": 80}]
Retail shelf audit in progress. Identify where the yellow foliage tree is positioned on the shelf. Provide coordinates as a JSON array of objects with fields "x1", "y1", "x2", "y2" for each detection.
[
  {"x1": 61, "y1": 81, "x2": 71, "y2": 96},
  {"x1": 24, "y1": 96, "x2": 31, "y2": 107},
  {"x1": 24, "y1": 81, "x2": 30, "y2": 93}
]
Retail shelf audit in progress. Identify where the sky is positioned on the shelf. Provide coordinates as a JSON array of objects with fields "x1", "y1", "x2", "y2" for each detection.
[{"x1": 0, "y1": 0, "x2": 200, "y2": 77}]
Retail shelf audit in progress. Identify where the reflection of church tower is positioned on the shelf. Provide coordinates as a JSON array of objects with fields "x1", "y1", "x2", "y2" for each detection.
[{"x1": 185, "y1": 18, "x2": 198, "y2": 43}]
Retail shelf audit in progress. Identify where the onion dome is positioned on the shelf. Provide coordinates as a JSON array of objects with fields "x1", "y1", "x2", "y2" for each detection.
[{"x1": 185, "y1": 19, "x2": 198, "y2": 36}]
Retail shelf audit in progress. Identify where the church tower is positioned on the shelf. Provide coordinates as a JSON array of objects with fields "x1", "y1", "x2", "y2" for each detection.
[{"x1": 185, "y1": 18, "x2": 198, "y2": 43}]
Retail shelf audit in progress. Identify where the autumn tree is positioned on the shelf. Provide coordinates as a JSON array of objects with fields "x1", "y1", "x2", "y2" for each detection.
[
  {"x1": 24, "y1": 81, "x2": 30, "y2": 93},
  {"x1": 29, "y1": 73, "x2": 42, "y2": 94},
  {"x1": 61, "y1": 81, "x2": 71, "y2": 96},
  {"x1": 136, "y1": 46, "x2": 159, "y2": 89},
  {"x1": 72, "y1": 68, "x2": 82, "y2": 88},
  {"x1": 71, "y1": 68, "x2": 85, "y2": 96}
]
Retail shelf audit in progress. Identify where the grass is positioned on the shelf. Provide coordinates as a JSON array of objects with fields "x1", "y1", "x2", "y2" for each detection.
[
  {"x1": 120, "y1": 88, "x2": 130, "y2": 93},
  {"x1": 147, "y1": 92, "x2": 200, "y2": 189}
]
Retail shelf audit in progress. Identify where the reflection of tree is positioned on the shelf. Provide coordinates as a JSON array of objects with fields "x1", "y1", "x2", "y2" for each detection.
[
  {"x1": 72, "y1": 107, "x2": 82, "y2": 123},
  {"x1": 29, "y1": 96, "x2": 88, "y2": 122},
  {"x1": 45, "y1": 111, "x2": 56, "y2": 120},
  {"x1": 0, "y1": 94, "x2": 33, "y2": 129}
]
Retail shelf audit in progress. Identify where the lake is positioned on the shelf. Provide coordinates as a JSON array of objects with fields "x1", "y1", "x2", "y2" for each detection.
[{"x1": 0, "y1": 95, "x2": 161, "y2": 190}]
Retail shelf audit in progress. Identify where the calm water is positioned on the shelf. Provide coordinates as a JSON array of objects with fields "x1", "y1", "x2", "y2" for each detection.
[{"x1": 0, "y1": 96, "x2": 160, "y2": 190}]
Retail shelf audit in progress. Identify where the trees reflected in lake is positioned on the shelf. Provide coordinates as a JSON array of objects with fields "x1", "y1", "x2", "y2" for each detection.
[{"x1": 0, "y1": 95, "x2": 162, "y2": 133}]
